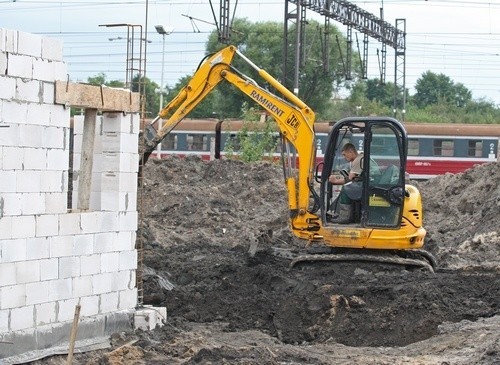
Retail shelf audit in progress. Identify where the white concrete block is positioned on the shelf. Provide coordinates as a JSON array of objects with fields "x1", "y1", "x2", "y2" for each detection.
[
  {"x1": 10, "y1": 305, "x2": 34, "y2": 331},
  {"x1": 0, "y1": 216, "x2": 12, "y2": 240},
  {"x1": 16, "y1": 78, "x2": 40, "y2": 103},
  {"x1": 99, "y1": 291, "x2": 119, "y2": 314},
  {"x1": 0, "y1": 75, "x2": 16, "y2": 100},
  {"x1": 41, "y1": 35, "x2": 63, "y2": 61},
  {"x1": 35, "y1": 214, "x2": 60, "y2": 238},
  {"x1": 0, "y1": 51, "x2": 6, "y2": 75},
  {"x1": 16, "y1": 260, "x2": 41, "y2": 284},
  {"x1": 101, "y1": 132, "x2": 138, "y2": 154},
  {"x1": 45, "y1": 192, "x2": 67, "y2": 214},
  {"x1": 48, "y1": 278, "x2": 72, "y2": 301},
  {"x1": 80, "y1": 254, "x2": 101, "y2": 276},
  {"x1": 0, "y1": 262, "x2": 16, "y2": 286},
  {"x1": 73, "y1": 234, "x2": 94, "y2": 256},
  {"x1": 53, "y1": 61, "x2": 68, "y2": 81},
  {"x1": 32, "y1": 58, "x2": 60, "y2": 82},
  {"x1": 19, "y1": 124, "x2": 44, "y2": 148},
  {"x1": 41, "y1": 81, "x2": 55, "y2": 104},
  {"x1": 58, "y1": 212, "x2": 81, "y2": 236},
  {"x1": 23, "y1": 147, "x2": 48, "y2": 170},
  {"x1": 119, "y1": 250, "x2": 137, "y2": 271},
  {"x1": 26, "y1": 236, "x2": 50, "y2": 260},
  {"x1": 0, "y1": 122, "x2": 18, "y2": 148},
  {"x1": 101, "y1": 172, "x2": 137, "y2": 193},
  {"x1": 134, "y1": 306, "x2": 166, "y2": 331},
  {"x1": 50, "y1": 234, "x2": 74, "y2": 258},
  {"x1": 100, "y1": 191, "x2": 120, "y2": 212},
  {"x1": 1, "y1": 238, "x2": 27, "y2": 262},
  {"x1": 102, "y1": 113, "x2": 137, "y2": 134},
  {"x1": 26, "y1": 280, "x2": 49, "y2": 305},
  {"x1": 80, "y1": 211, "x2": 99, "y2": 234},
  {"x1": 93, "y1": 232, "x2": 114, "y2": 254},
  {"x1": 92, "y1": 272, "x2": 113, "y2": 294},
  {"x1": 131, "y1": 113, "x2": 140, "y2": 134},
  {"x1": 26, "y1": 102, "x2": 52, "y2": 126},
  {"x1": 79, "y1": 295, "x2": 99, "y2": 317},
  {"x1": 97, "y1": 211, "x2": 120, "y2": 232},
  {"x1": 21, "y1": 192, "x2": 46, "y2": 215},
  {"x1": 50, "y1": 106, "x2": 70, "y2": 128},
  {"x1": 119, "y1": 288, "x2": 138, "y2": 311},
  {"x1": 113, "y1": 231, "x2": 135, "y2": 251},
  {"x1": 59, "y1": 256, "x2": 80, "y2": 278},
  {"x1": 119, "y1": 211, "x2": 138, "y2": 232},
  {"x1": 7, "y1": 53, "x2": 33, "y2": 79},
  {"x1": 42, "y1": 126, "x2": 65, "y2": 149},
  {"x1": 111, "y1": 271, "x2": 131, "y2": 292},
  {"x1": 17, "y1": 31, "x2": 42, "y2": 57},
  {"x1": 72, "y1": 115, "x2": 85, "y2": 135},
  {"x1": 0, "y1": 170, "x2": 16, "y2": 192},
  {"x1": 16, "y1": 170, "x2": 42, "y2": 192},
  {"x1": 57, "y1": 298, "x2": 79, "y2": 322},
  {"x1": 72, "y1": 136, "x2": 83, "y2": 155},
  {"x1": 2, "y1": 146, "x2": 23, "y2": 170},
  {"x1": 40, "y1": 170, "x2": 65, "y2": 193},
  {"x1": 46, "y1": 148, "x2": 69, "y2": 171},
  {"x1": 1, "y1": 193, "x2": 22, "y2": 216},
  {"x1": 4, "y1": 28, "x2": 18, "y2": 53},
  {"x1": 0, "y1": 309, "x2": 9, "y2": 332},
  {"x1": 2, "y1": 100, "x2": 29, "y2": 125},
  {"x1": 11, "y1": 214, "x2": 36, "y2": 239},
  {"x1": 35, "y1": 301, "x2": 57, "y2": 326},
  {"x1": 0, "y1": 284, "x2": 26, "y2": 308},
  {"x1": 72, "y1": 276, "x2": 93, "y2": 298},
  {"x1": 40, "y1": 258, "x2": 58, "y2": 281},
  {"x1": 100, "y1": 252, "x2": 119, "y2": 273},
  {"x1": 89, "y1": 191, "x2": 101, "y2": 211}
]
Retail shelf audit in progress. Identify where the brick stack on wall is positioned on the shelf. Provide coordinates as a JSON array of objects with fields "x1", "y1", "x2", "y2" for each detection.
[{"x1": 0, "y1": 28, "x2": 139, "y2": 363}]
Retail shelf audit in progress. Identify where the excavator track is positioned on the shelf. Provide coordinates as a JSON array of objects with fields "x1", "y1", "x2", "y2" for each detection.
[{"x1": 273, "y1": 247, "x2": 437, "y2": 273}]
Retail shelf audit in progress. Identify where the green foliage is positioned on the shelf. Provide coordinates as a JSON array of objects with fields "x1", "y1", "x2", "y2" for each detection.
[
  {"x1": 203, "y1": 18, "x2": 350, "y2": 120},
  {"x1": 224, "y1": 104, "x2": 278, "y2": 162},
  {"x1": 131, "y1": 74, "x2": 160, "y2": 118},
  {"x1": 413, "y1": 71, "x2": 472, "y2": 108}
]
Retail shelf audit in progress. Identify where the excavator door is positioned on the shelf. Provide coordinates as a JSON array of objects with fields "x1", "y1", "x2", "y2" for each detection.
[{"x1": 321, "y1": 117, "x2": 408, "y2": 229}]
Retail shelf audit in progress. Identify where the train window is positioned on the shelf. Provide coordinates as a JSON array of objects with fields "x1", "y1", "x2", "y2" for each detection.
[
  {"x1": 408, "y1": 139, "x2": 419, "y2": 156},
  {"x1": 187, "y1": 134, "x2": 208, "y2": 151},
  {"x1": 433, "y1": 139, "x2": 454, "y2": 157},
  {"x1": 468, "y1": 140, "x2": 482, "y2": 157},
  {"x1": 161, "y1": 134, "x2": 177, "y2": 150}
]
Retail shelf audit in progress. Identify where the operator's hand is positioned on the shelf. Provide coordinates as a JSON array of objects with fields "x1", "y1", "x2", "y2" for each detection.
[{"x1": 329, "y1": 174, "x2": 345, "y2": 185}]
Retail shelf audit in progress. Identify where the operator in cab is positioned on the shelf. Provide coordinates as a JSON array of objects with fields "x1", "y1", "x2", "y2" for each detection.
[{"x1": 328, "y1": 143, "x2": 363, "y2": 224}]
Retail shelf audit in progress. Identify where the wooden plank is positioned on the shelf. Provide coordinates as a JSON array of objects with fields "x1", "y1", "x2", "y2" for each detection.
[
  {"x1": 77, "y1": 108, "x2": 97, "y2": 211},
  {"x1": 55, "y1": 81, "x2": 140, "y2": 112}
]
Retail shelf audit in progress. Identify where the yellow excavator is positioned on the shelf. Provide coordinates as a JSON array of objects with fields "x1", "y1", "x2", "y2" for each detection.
[{"x1": 141, "y1": 45, "x2": 437, "y2": 272}]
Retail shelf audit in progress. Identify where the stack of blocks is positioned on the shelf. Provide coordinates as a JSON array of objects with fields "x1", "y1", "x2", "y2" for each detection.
[{"x1": 0, "y1": 28, "x2": 142, "y2": 361}]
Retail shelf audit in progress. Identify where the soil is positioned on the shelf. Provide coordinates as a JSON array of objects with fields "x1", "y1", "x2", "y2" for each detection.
[{"x1": 31, "y1": 156, "x2": 500, "y2": 365}]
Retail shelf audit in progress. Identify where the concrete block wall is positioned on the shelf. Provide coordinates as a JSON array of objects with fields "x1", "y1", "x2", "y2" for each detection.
[{"x1": 0, "y1": 29, "x2": 139, "y2": 362}]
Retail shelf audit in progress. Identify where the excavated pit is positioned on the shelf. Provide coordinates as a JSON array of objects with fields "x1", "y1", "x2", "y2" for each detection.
[{"x1": 31, "y1": 156, "x2": 500, "y2": 364}]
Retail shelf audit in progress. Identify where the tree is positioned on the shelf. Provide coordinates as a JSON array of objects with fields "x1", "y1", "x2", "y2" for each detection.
[
  {"x1": 173, "y1": 18, "x2": 353, "y2": 120},
  {"x1": 413, "y1": 71, "x2": 472, "y2": 108},
  {"x1": 131, "y1": 74, "x2": 160, "y2": 118}
]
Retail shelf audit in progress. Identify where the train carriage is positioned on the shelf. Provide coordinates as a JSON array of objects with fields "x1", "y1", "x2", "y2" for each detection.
[{"x1": 150, "y1": 118, "x2": 500, "y2": 180}]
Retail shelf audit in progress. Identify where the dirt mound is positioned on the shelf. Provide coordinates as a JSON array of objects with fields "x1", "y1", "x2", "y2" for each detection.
[{"x1": 31, "y1": 156, "x2": 500, "y2": 364}]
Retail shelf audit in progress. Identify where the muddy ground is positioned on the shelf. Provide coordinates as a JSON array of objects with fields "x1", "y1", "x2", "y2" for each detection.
[{"x1": 32, "y1": 156, "x2": 500, "y2": 364}]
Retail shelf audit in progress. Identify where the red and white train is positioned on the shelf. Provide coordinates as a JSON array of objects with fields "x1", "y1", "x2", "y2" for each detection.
[{"x1": 149, "y1": 119, "x2": 500, "y2": 180}]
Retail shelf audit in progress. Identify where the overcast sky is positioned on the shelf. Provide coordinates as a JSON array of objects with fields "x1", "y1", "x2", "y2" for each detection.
[{"x1": 0, "y1": 0, "x2": 499, "y2": 107}]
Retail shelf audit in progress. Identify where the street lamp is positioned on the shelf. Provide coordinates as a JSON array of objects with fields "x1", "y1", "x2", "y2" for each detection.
[
  {"x1": 155, "y1": 24, "x2": 174, "y2": 159},
  {"x1": 155, "y1": 25, "x2": 174, "y2": 113}
]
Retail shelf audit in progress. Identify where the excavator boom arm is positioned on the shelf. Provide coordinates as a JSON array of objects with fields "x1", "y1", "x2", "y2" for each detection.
[{"x1": 142, "y1": 45, "x2": 320, "y2": 235}]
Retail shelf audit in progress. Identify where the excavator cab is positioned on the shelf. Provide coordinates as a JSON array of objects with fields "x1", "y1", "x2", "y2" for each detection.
[{"x1": 321, "y1": 117, "x2": 407, "y2": 229}]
